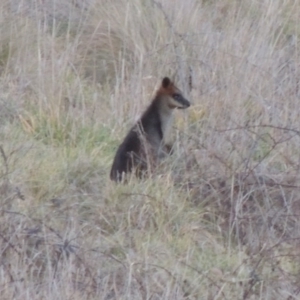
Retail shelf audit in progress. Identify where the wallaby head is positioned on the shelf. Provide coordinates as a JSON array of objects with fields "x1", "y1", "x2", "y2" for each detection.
[{"x1": 157, "y1": 77, "x2": 191, "y2": 110}]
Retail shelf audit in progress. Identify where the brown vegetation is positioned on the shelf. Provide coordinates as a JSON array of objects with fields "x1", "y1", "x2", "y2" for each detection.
[{"x1": 1, "y1": 0, "x2": 300, "y2": 299}]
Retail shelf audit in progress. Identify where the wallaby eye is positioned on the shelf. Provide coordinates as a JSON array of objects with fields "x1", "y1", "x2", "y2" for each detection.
[{"x1": 173, "y1": 93, "x2": 181, "y2": 100}]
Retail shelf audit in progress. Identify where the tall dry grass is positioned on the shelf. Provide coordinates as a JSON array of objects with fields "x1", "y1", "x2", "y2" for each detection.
[{"x1": 1, "y1": 0, "x2": 300, "y2": 299}]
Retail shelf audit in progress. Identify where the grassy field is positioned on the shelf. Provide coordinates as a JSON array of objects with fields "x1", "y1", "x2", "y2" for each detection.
[{"x1": 1, "y1": 0, "x2": 300, "y2": 299}]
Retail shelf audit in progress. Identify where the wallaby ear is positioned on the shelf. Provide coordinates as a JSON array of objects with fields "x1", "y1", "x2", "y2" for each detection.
[{"x1": 162, "y1": 77, "x2": 171, "y2": 88}]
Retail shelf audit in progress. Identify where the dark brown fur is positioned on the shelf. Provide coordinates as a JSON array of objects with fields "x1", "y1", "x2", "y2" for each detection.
[{"x1": 110, "y1": 77, "x2": 190, "y2": 182}]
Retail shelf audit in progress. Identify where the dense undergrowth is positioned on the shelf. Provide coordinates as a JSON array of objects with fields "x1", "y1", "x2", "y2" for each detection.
[{"x1": 1, "y1": 0, "x2": 300, "y2": 299}]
